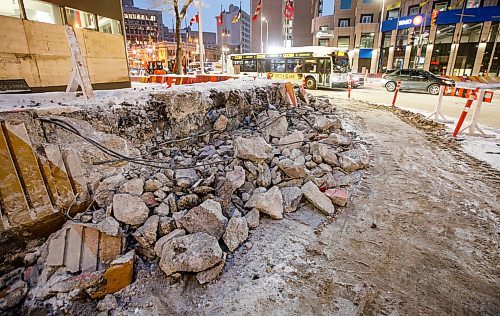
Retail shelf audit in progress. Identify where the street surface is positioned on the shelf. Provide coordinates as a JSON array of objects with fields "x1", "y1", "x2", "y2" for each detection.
[
  {"x1": 318, "y1": 81, "x2": 500, "y2": 130},
  {"x1": 102, "y1": 98, "x2": 500, "y2": 315}
]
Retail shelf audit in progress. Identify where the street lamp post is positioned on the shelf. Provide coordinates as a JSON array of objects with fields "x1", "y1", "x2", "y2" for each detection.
[
  {"x1": 260, "y1": 17, "x2": 269, "y2": 53},
  {"x1": 377, "y1": 0, "x2": 385, "y2": 73}
]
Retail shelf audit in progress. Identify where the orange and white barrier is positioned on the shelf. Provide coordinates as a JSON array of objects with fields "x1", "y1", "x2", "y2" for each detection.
[
  {"x1": 347, "y1": 75, "x2": 352, "y2": 99},
  {"x1": 453, "y1": 88, "x2": 478, "y2": 137},
  {"x1": 392, "y1": 80, "x2": 401, "y2": 107},
  {"x1": 444, "y1": 86, "x2": 494, "y2": 103},
  {"x1": 428, "y1": 85, "x2": 454, "y2": 123},
  {"x1": 284, "y1": 82, "x2": 297, "y2": 107},
  {"x1": 454, "y1": 88, "x2": 495, "y2": 138}
]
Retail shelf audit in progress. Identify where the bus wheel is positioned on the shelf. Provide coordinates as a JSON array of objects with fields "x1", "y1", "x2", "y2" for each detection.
[{"x1": 305, "y1": 77, "x2": 316, "y2": 90}]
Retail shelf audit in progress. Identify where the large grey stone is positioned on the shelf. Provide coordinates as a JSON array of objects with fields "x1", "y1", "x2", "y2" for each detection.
[
  {"x1": 244, "y1": 186, "x2": 283, "y2": 219},
  {"x1": 234, "y1": 136, "x2": 272, "y2": 162},
  {"x1": 280, "y1": 186, "x2": 303, "y2": 213},
  {"x1": 223, "y1": 217, "x2": 249, "y2": 252},
  {"x1": 301, "y1": 181, "x2": 335, "y2": 216},
  {"x1": 259, "y1": 110, "x2": 288, "y2": 139},
  {"x1": 226, "y1": 166, "x2": 246, "y2": 189},
  {"x1": 175, "y1": 168, "x2": 200, "y2": 188},
  {"x1": 94, "y1": 174, "x2": 126, "y2": 207},
  {"x1": 159, "y1": 232, "x2": 223, "y2": 275},
  {"x1": 277, "y1": 130, "x2": 304, "y2": 150},
  {"x1": 113, "y1": 194, "x2": 150, "y2": 225},
  {"x1": 245, "y1": 208, "x2": 260, "y2": 229},
  {"x1": 154, "y1": 228, "x2": 186, "y2": 257},
  {"x1": 277, "y1": 158, "x2": 308, "y2": 179},
  {"x1": 132, "y1": 215, "x2": 159, "y2": 247},
  {"x1": 318, "y1": 143, "x2": 339, "y2": 166},
  {"x1": 177, "y1": 199, "x2": 228, "y2": 238},
  {"x1": 339, "y1": 146, "x2": 369, "y2": 173},
  {"x1": 118, "y1": 178, "x2": 144, "y2": 196}
]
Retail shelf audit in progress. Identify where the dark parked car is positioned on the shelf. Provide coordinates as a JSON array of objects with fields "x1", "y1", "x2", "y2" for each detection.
[{"x1": 381, "y1": 69, "x2": 455, "y2": 95}]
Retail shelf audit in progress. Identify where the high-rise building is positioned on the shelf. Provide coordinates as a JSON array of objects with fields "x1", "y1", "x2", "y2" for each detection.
[
  {"x1": 217, "y1": 4, "x2": 251, "y2": 53},
  {"x1": 250, "y1": 0, "x2": 314, "y2": 53},
  {"x1": 122, "y1": 3, "x2": 163, "y2": 45}
]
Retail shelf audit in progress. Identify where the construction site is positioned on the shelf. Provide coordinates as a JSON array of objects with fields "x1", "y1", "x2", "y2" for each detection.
[{"x1": 0, "y1": 78, "x2": 497, "y2": 315}]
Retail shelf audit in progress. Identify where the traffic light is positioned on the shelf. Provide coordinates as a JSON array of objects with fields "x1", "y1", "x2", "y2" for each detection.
[
  {"x1": 431, "y1": 9, "x2": 439, "y2": 26},
  {"x1": 409, "y1": 32, "x2": 416, "y2": 46}
]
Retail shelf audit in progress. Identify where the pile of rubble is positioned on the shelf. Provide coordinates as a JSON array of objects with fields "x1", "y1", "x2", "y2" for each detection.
[{"x1": 0, "y1": 82, "x2": 369, "y2": 314}]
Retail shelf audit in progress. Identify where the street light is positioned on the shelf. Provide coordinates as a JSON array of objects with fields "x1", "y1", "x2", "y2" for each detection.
[{"x1": 261, "y1": 17, "x2": 268, "y2": 53}]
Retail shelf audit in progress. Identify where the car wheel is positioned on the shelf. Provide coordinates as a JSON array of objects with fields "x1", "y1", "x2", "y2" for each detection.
[
  {"x1": 385, "y1": 81, "x2": 396, "y2": 92},
  {"x1": 305, "y1": 77, "x2": 317, "y2": 90},
  {"x1": 428, "y1": 84, "x2": 440, "y2": 95}
]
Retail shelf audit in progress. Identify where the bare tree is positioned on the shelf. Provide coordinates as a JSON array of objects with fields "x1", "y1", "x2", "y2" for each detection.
[{"x1": 147, "y1": 0, "x2": 194, "y2": 74}]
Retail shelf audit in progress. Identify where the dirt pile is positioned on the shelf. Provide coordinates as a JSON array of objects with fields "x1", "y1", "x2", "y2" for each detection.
[{"x1": 0, "y1": 81, "x2": 369, "y2": 314}]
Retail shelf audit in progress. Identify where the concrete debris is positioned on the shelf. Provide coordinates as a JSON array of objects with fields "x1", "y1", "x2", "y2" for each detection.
[
  {"x1": 159, "y1": 232, "x2": 223, "y2": 276},
  {"x1": 132, "y1": 215, "x2": 159, "y2": 249},
  {"x1": 301, "y1": 181, "x2": 335, "y2": 216},
  {"x1": 158, "y1": 216, "x2": 176, "y2": 236},
  {"x1": 259, "y1": 110, "x2": 288, "y2": 139},
  {"x1": 154, "y1": 202, "x2": 170, "y2": 216},
  {"x1": 177, "y1": 194, "x2": 201, "y2": 210},
  {"x1": 177, "y1": 199, "x2": 228, "y2": 239},
  {"x1": 244, "y1": 209, "x2": 260, "y2": 229},
  {"x1": 0, "y1": 269, "x2": 27, "y2": 311},
  {"x1": 154, "y1": 228, "x2": 186, "y2": 257},
  {"x1": 95, "y1": 216, "x2": 121, "y2": 236},
  {"x1": 256, "y1": 163, "x2": 272, "y2": 187},
  {"x1": 94, "y1": 174, "x2": 126, "y2": 207},
  {"x1": 113, "y1": 194, "x2": 150, "y2": 226},
  {"x1": 213, "y1": 115, "x2": 229, "y2": 132},
  {"x1": 195, "y1": 257, "x2": 225, "y2": 284},
  {"x1": 118, "y1": 178, "x2": 144, "y2": 196},
  {"x1": 318, "y1": 143, "x2": 339, "y2": 166},
  {"x1": 325, "y1": 189, "x2": 349, "y2": 206},
  {"x1": 144, "y1": 179, "x2": 163, "y2": 192},
  {"x1": 245, "y1": 186, "x2": 284, "y2": 219},
  {"x1": 234, "y1": 136, "x2": 272, "y2": 162},
  {"x1": 97, "y1": 294, "x2": 118, "y2": 312},
  {"x1": 339, "y1": 145, "x2": 370, "y2": 173},
  {"x1": 281, "y1": 186, "x2": 303, "y2": 213},
  {"x1": 175, "y1": 168, "x2": 200, "y2": 188},
  {"x1": 278, "y1": 130, "x2": 304, "y2": 150},
  {"x1": 277, "y1": 158, "x2": 308, "y2": 179},
  {"x1": 226, "y1": 166, "x2": 246, "y2": 189},
  {"x1": 223, "y1": 217, "x2": 249, "y2": 252}
]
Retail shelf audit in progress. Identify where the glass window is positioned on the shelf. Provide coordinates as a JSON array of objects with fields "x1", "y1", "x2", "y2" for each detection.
[
  {"x1": 340, "y1": 0, "x2": 352, "y2": 10},
  {"x1": 242, "y1": 60, "x2": 257, "y2": 72},
  {"x1": 480, "y1": 22, "x2": 499, "y2": 75},
  {"x1": 271, "y1": 59, "x2": 286, "y2": 72},
  {"x1": 318, "y1": 38, "x2": 330, "y2": 46},
  {"x1": 360, "y1": 33, "x2": 374, "y2": 48},
  {"x1": 430, "y1": 24, "x2": 456, "y2": 74},
  {"x1": 24, "y1": 0, "x2": 62, "y2": 24},
  {"x1": 98, "y1": 16, "x2": 122, "y2": 35},
  {"x1": 303, "y1": 59, "x2": 317, "y2": 73},
  {"x1": 0, "y1": 0, "x2": 22, "y2": 17},
  {"x1": 459, "y1": 23, "x2": 482, "y2": 43},
  {"x1": 338, "y1": 36, "x2": 350, "y2": 49},
  {"x1": 408, "y1": 5, "x2": 420, "y2": 15},
  {"x1": 319, "y1": 25, "x2": 328, "y2": 31},
  {"x1": 396, "y1": 28, "x2": 409, "y2": 46},
  {"x1": 382, "y1": 31, "x2": 391, "y2": 48},
  {"x1": 387, "y1": 9, "x2": 399, "y2": 20},
  {"x1": 465, "y1": 0, "x2": 482, "y2": 8},
  {"x1": 339, "y1": 19, "x2": 350, "y2": 27},
  {"x1": 361, "y1": 14, "x2": 373, "y2": 23},
  {"x1": 433, "y1": 1, "x2": 449, "y2": 11},
  {"x1": 66, "y1": 7, "x2": 96, "y2": 30},
  {"x1": 363, "y1": 0, "x2": 375, "y2": 3},
  {"x1": 287, "y1": 59, "x2": 302, "y2": 73}
]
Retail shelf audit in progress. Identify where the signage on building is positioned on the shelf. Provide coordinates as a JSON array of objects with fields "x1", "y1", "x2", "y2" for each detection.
[
  {"x1": 316, "y1": 31, "x2": 333, "y2": 38},
  {"x1": 398, "y1": 15, "x2": 423, "y2": 27}
]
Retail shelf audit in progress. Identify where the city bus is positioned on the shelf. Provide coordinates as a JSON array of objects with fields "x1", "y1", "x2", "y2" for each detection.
[{"x1": 226, "y1": 46, "x2": 358, "y2": 89}]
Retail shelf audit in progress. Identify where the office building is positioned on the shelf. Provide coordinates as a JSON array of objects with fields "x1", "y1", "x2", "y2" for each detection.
[
  {"x1": 0, "y1": 0, "x2": 130, "y2": 91},
  {"x1": 217, "y1": 4, "x2": 251, "y2": 53},
  {"x1": 122, "y1": 0, "x2": 163, "y2": 45}
]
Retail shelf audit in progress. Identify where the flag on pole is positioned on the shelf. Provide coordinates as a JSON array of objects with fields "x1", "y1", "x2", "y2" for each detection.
[
  {"x1": 232, "y1": 7, "x2": 241, "y2": 23},
  {"x1": 189, "y1": 14, "x2": 199, "y2": 26},
  {"x1": 386, "y1": 0, "x2": 401, "y2": 11},
  {"x1": 216, "y1": 12, "x2": 223, "y2": 25},
  {"x1": 419, "y1": 0, "x2": 430, "y2": 7},
  {"x1": 252, "y1": 0, "x2": 262, "y2": 21},
  {"x1": 284, "y1": 0, "x2": 295, "y2": 19}
]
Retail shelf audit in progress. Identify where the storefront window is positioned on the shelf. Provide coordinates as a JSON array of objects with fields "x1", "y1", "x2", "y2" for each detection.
[
  {"x1": 465, "y1": 0, "x2": 482, "y2": 8},
  {"x1": 430, "y1": 24, "x2": 455, "y2": 74},
  {"x1": 382, "y1": 31, "x2": 391, "y2": 48},
  {"x1": 0, "y1": 0, "x2": 22, "y2": 18},
  {"x1": 318, "y1": 38, "x2": 330, "y2": 46},
  {"x1": 387, "y1": 9, "x2": 399, "y2": 20},
  {"x1": 360, "y1": 33, "x2": 374, "y2": 48},
  {"x1": 433, "y1": 1, "x2": 449, "y2": 11},
  {"x1": 395, "y1": 28, "x2": 409, "y2": 47},
  {"x1": 98, "y1": 16, "x2": 122, "y2": 35},
  {"x1": 409, "y1": 26, "x2": 430, "y2": 69},
  {"x1": 24, "y1": 0, "x2": 62, "y2": 24},
  {"x1": 66, "y1": 7, "x2": 96, "y2": 30},
  {"x1": 480, "y1": 22, "x2": 499, "y2": 75},
  {"x1": 408, "y1": 5, "x2": 420, "y2": 15},
  {"x1": 338, "y1": 36, "x2": 350, "y2": 49},
  {"x1": 454, "y1": 23, "x2": 482, "y2": 75}
]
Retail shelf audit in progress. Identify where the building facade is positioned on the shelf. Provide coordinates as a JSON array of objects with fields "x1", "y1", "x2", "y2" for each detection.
[
  {"x1": 122, "y1": 0, "x2": 163, "y2": 45},
  {"x1": 0, "y1": 0, "x2": 130, "y2": 91},
  {"x1": 250, "y1": 0, "x2": 314, "y2": 53},
  {"x1": 312, "y1": 0, "x2": 499, "y2": 75},
  {"x1": 217, "y1": 4, "x2": 251, "y2": 54}
]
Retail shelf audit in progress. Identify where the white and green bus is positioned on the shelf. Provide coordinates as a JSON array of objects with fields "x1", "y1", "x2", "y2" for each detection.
[{"x1": 227, "y1": 46, "x2": 359, "y2": 89}]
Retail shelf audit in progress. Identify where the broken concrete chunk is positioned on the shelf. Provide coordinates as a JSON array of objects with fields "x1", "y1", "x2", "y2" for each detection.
[
  {"x1": 244, "y1": 186, "x2": 283, "y2": 220},
  {"x1": 144, "y1": 179, "x2": 163, "y2": 192},
  {"x1": 141, "y1": 192, "x2": 159, "y2": 208},
  {"x1": 339, "y1": 146, "x2": 369, "y2": 173},
  {"x1": 158, "y1": 216, "x2": 176, "y2": 236},
  {"x1": 0, "y1": 269, "x2": 27, "y2": 310},
  {"x1": 313, "y1": 115, "x2": 334, "y2": 131},
  {"x1": 259, "y1": 110, "x2": 288, "y2": 139},
  {"x1": 226, "y1": 166, "x2": 246, "y2": 189},
  {"x1": 244, "y1": 208, "x2": 260, "y2": 229},
  {"x1": 301, "y1": 181, "x2": 335, "y2": 216},
  {"x1": 324, "y1": 189, "x2": 349, "y2": 206},
  {"x1": 177, "y1": 199, "x2": 228, "y2": 238},
  {"x1": 195, "y1": 259, "x2": 225, "y2": 284},
  {"x1": 175, "y1": 168, "x2": 200, "y2": 188},
  {"x1": 96, "y1": 217, "x2": 121, "y2": 236},
  {"x1": 277, "y1": 158, "x2": 308, "y2": 179},
  {"x1": 256, "y1": 163, "x2": 272, "y2": 187},
  {"x1": 132, "y1": 215, "x2": 159, "y2": 248},
  {"x1": 234, "y1": 136, "x2": 272, "y2": 162},
  {"x1": 113, "y1": 194, "x2": 150, "y2": 226},
  {"x1": 94, "y1": 174, "x2": 126, "y2": 207},
  {"x1": 154, "y1": 228, "x2": 186, "y2": 257},
  {"x1": 277, "y1": 130, "x2": 304, "y2": 150},
  {"x1": 213, "y1": 115, "x2": 228, "y2": 132},
  {"x1": 118, "y1": 178, "x2": 144, "y2": 196},
  {"x1": 177, "y1": 194, "x2": 201, "y2": 210},
  {"x1": 97, "y1": 294, "x2": 118, "y2": 312},
  {"x1": 159, "y1": 232, "x2": 223, "y2": 276},
  {"x1": 154, "y1": 202, "x2": 170, "y2": 216},
  {"x1": 318, "y1": 143, "x2": 339, "y2": 166},
  {"x1": 89, "y1": 250, "x2": 135, "y2": 298},
  {"x1": 223, "y1": 217, "x2": 249, "y2": 252},
  {"x1": 281, "y1": 186, "x2": 303, "y2": 213}
]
